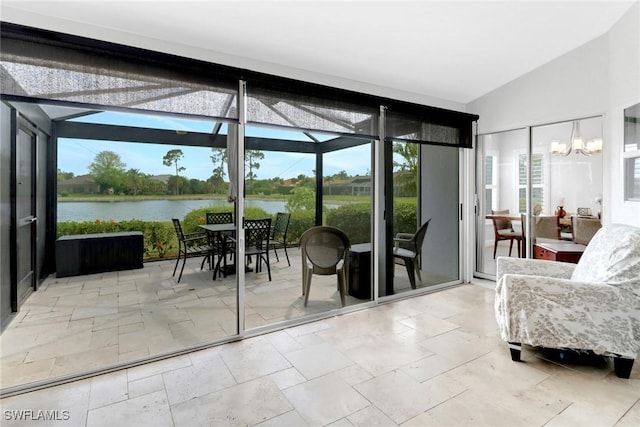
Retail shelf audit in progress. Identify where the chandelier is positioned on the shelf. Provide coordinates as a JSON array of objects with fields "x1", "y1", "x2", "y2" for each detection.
[{"x1": 550, "y1": 120, "x2": 603, "y2": 156}]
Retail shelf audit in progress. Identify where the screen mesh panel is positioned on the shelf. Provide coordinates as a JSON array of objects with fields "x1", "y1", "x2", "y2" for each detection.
[
  {"x1": 247, "y1": 85, "x2": 379, "y2": 137},
  {"x1": 1, "y1": 23, "x2": 478, "y2": 147},
  {"x1": 385, "y1": 110, "x2": 468, "y2": 146},
  {"x1": 1, "y1": 36, "x2": 238, "y2": 119}
]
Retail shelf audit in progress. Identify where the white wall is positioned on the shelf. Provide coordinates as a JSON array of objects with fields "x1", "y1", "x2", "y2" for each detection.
[
  {"x1": 468, "y1": 2, "x2": 640, "y2": 227},
  {"x1": 607, "y1": 2, "x2": 640, "y2": 225}
]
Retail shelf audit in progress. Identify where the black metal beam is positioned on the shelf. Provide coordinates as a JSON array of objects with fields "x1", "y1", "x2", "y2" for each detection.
[
  {"x1": 315, "y1": 153, "x2": 323, "y2": 226},
  {"x1": 54, "y1": 121, "x2": 223, "y2": 147},
  {"x1": 319, "y1": 136, "x2": 373, "y2": 153},
  {"x1": 54, "y1": 121, "x2": 324, "y2": 153}
]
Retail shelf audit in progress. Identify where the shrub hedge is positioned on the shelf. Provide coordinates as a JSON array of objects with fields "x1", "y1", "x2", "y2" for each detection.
[
  {"x1": 56, "y1": 200, "x2": 418, "y2": 261},
  {"x1": 325, "y1": 201, "x2": 418, "y2": 244}
]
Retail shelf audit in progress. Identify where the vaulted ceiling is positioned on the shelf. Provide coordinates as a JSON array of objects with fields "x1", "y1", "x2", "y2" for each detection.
[{"x1": 1, "y1": 1, "x2": 636, "y2": 104}]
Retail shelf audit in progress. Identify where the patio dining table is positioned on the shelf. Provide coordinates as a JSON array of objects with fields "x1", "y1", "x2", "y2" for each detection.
[{"x1": 199, "y1": 223, "x2": 238, "y2": 278}]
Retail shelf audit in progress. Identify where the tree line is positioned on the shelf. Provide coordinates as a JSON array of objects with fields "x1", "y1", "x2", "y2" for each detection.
[
  {"x1": 57, "y1": 142, "x2": 416, "y2": 197},
  {"x1": 58, "y1": 148, "x2": 347, "y2": 196}
]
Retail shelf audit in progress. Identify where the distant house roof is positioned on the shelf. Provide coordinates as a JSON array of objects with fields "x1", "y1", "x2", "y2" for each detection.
[
  {"x1": 325, "y1": 175, "x2": 371, "y2": 186},
  {"x1": 58, "y1": 174, "x2": 95, "y2": 185},
  {"x1": 150, "y1": 174, "x2": 172, "y2": 184}
]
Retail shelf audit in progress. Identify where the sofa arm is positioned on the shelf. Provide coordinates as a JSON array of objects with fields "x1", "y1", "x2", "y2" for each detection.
[{"x1": 496, "y1": 256, "x2": 576, "y2": 283}]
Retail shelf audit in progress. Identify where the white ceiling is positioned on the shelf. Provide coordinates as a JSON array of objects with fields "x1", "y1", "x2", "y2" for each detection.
[{"x1": 1, "y1": 1, "x2": 636, "y2": 105}]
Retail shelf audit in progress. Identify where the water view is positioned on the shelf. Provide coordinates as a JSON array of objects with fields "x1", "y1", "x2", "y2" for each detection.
[{"x1": 57, "y1": 199, "x2": 288, "y2": 222}]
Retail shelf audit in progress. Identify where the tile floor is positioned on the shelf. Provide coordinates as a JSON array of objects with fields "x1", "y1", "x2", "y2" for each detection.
[
  {"x1": 1, "y1": 282, "x2": 638, "y2": 426},
  {"x1": 0, "y1": 251, "x2": 449, "y2": 390}
]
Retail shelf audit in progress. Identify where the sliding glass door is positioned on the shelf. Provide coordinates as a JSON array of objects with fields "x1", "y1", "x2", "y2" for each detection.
[{"x1": 476, "y1": 117, "x2": 603, "y2": 278}]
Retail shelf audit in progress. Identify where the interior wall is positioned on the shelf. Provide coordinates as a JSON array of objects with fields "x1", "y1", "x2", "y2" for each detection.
[
  {"x1": 468, "y1": 2, "x2": 640, "y2": 227},
  {"x1": 607, "y1": 1, "x2": 640, "y2": 225}
]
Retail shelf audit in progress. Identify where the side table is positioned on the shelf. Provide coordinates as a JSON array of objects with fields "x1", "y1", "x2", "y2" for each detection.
[{"x1": 534, "y1": 241, "x2": 587, "y2": 264}]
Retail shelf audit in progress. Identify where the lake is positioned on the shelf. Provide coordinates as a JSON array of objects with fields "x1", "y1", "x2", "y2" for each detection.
[
  {"x1": 57, "y1": 199, "x2": 287, "y2": 222},
  {"x1": 57, "y1": 199, "x2": 341, "y2": 222}
]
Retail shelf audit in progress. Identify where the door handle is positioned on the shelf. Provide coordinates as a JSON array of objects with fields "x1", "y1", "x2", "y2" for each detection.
[{"x1": 29, "y1": 217, "x2": 38, "y2": 223}]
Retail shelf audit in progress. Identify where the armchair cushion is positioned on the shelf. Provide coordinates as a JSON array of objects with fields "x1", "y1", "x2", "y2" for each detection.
[{"x1": 570, "y1": 224, "x2": 640, "y2": 297}]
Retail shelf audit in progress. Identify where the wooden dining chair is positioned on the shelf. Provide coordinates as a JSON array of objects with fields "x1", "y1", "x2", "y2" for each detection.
[{"x1": 492, "y1": 209, "x2": 522, "y2": 258}]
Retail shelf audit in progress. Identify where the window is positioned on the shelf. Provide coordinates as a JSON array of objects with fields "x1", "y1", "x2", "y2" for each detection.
[
  {"x1": 518, "y1": 153, "x2": 544, "y2": 213},
  {"x1": 484, "y1": 154, "x2": 496, "y2": 215},
  {"x1": 624, "y1": 103, "x2": 640, "y2": 201}
]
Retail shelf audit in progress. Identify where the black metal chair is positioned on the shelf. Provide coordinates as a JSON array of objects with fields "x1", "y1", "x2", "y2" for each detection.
[
  {"x1": 268, "y1": 212, "x2": 291, "y2": 266},
  {"x1": 244, "y1": 218, "x2": 272, "y2": 281},
  {"x1": 171, "y1": 218, "x2": 215, "y2": 283},
  {"x1": 206, "y1": 211, "x2": 235, "y2": 278},
  {"x1": 392, "y1": 219, "x2": 431, "y2": 289},
  {"x1": 206, "y1": 211, "x2": 233, "y2": 225},
  {"x1": 299, "y1": 226, "x2": 351, "y2": 307}
]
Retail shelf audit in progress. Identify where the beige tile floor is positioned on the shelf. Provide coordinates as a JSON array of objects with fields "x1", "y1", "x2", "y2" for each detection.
[
  {"x1": 2, "y1": 281, "x2": 639, "y2": 426},
  {"x1": 0, "y1": 251, "x2": 446, "y2": 390}
]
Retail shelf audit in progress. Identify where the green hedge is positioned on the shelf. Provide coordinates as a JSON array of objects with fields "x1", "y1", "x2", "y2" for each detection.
[
  {"x1": 286, "y1": 210, "x2": 315, "y2": 245},
  {"x1": 393, "y1": 202, "x2": 419, "y2": 235},
  {"x1": 325, "y1": 203, "x2": 372, "y2": 244},
  {"x1": 56, "y1": 200, "x2": 418, "y2": 262},
  {"x1": 324, "y1": 201, "x2": 418, "y2": 244}
]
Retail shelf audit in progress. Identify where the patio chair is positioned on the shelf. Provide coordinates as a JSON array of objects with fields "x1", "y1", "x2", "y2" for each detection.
[
  {"x1": 244, "y1": 218, "x2": 272, "y2": 281},
  {"x1": 206, "y1": 211, "x2": 233, "y2": 224},
  {"x1": 299, "y1": 226, "x2": 351, "y2": 307},
  {"x1": 268, "y1": 212, "x2": 291, "y2": 266},
  {"x1": 171, "y1": 218, "x2": 216, "y2": 283},
  {"x1": 393, "y1": 219, "x2": 431, "y2": 289}
]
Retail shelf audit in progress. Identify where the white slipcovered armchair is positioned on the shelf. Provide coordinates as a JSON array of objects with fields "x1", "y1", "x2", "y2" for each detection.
[{"x1": 495, "y1": 224, "x2": 640, "y2": 378}]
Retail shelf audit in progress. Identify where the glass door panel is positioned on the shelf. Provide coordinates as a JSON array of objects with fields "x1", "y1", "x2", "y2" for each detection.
[
  {"x1": 383, "y1": 141, "x2": 460, "y2": 296},
  {"x1": 323, "y1": 141, "x2": 373, "y2": 303},
  {"x1": 476, "y1": 129, "x2": 528, "y2": 277},
  {"x1": 529, "y1": 117, "x2": 603, "y2": 253}
]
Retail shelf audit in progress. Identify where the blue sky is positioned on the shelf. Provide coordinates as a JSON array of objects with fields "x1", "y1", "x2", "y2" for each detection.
[{"x1": 58, "y1": 112, "x2": 371, "y2": 181}]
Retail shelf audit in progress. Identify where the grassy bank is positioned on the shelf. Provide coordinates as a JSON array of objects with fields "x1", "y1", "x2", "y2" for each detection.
[{"x1": 57, "y1": 193, "x2": 416, "y2": 205}]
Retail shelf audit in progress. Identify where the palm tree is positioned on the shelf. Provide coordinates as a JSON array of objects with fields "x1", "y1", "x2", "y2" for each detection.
[
  {"x1": 162, "y1": 149, "x2": 185, "y2": 195},
  {"x1": 393, "y1": 142, "x2": 418, "y2": 196},
  {"x1": 125, "y1": 168, "x2": 145, "y2": 196}
]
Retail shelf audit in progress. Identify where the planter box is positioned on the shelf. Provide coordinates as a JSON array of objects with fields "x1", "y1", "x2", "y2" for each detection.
[{"x1": 56, "y1": 231, "x2": 144, "y2": 277}]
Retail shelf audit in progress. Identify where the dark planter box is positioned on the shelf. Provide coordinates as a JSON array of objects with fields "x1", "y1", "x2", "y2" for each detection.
[
  {"x1": 56, "y1": 231, "x2": 144, "y2": 277},
  {"x1": 348, "y1": 243, "x2": 372, "y2": 300}
]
